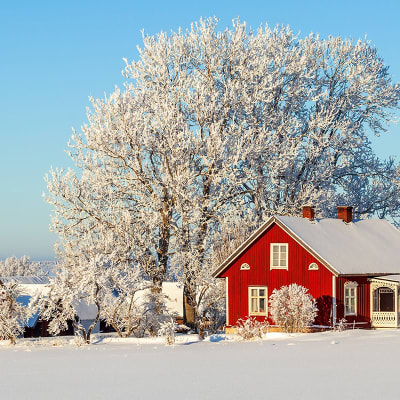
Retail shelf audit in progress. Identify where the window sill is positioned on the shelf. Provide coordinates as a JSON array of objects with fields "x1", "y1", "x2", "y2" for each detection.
[{"x1": 249, "y1": 313, "x2": 268, "y2": 316}]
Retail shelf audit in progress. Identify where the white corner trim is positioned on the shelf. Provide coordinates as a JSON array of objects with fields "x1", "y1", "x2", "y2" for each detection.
[
  {"x1": 226, "y1": 277, "x2": 229, "y2": 326},
  {"x1": 332, "y1": 276, "x2": 336, "y2": 325}
]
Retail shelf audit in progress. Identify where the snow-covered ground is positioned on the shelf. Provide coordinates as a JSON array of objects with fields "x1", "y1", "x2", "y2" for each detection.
[{"x1": 0, "y1": 330, "x2": 399, "y2": 399}]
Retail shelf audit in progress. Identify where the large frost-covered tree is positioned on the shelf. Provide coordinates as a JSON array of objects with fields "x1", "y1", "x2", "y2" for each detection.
[{"x1": 46, "y1": 17, "x2": 400, "y2": 330}]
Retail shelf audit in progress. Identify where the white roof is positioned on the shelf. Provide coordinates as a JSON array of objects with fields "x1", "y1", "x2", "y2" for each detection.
[
  {"x1": 372, "y1": 275, "x2": 400, "y2": 283},
  {"x1": 0, "y1": 276, "x2": 50, "y2": 297},
  {"x1": 0, "y1": 276, "x2": 49, "y2": 285},
  {"x1": 276, "y1": 216, "x2": 400, "y2": 275}
]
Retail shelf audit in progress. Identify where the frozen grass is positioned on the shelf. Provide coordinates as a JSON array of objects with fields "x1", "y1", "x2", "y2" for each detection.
[{"x1": 0, "y1": 330, "x2": 399, "y2": 399}]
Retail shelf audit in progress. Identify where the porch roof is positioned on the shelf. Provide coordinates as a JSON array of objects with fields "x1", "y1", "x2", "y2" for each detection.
[{"x1": 372, "y1": 275, "x2": 400, "y2": 283}]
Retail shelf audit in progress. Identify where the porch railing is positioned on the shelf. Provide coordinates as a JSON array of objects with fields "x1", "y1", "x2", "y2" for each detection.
[{"x1": 371, "y1": 312, "x2": 398, "y2": 328}]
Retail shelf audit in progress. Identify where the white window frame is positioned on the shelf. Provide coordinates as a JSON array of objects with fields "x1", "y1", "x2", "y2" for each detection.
[
  {"x1": 344, "y1": 281, "x2": 358, "y2": 316},
  {"x1": 248, "y1": 286, "x2": 268, "y2": 316},
  {"x1": 270, "y1": 243, "x2": 289, "y2": 270}
]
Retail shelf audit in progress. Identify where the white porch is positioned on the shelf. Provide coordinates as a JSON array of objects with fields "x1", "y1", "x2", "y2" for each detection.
[{"x1": 370, "y1": 278, "x2": 400, "y2": 328}]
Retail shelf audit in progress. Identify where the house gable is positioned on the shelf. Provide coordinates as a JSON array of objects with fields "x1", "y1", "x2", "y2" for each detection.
[{"x1": 214, "y1": 217, "x2": 339, "y2": 279}]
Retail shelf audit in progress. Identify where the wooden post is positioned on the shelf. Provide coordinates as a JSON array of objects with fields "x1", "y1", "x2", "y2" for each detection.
[
  {"x1": 395, "y1": 284, "x2": 398, "y2": 327},
  {"x1": 225, "y1": 277, "x2": 229, "y2": 326},
  {"x1": 370, "y1": 281, "x2": 374, "y2": 328},
  {"x1": 332, "y1": 276, "x2": 336, "y2": 326}
]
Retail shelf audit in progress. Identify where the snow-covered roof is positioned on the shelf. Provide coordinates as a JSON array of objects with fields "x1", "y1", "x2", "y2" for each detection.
[
  {"x1": 0, "y1": 276, "x2": 50, "y2": 297},
  {"x1": 213, "y1": 216, "x2": 400, "y2": 277},
  {"x1": 277, "y1": 216, "x2": 400, "y2": 275},
  {"x1": 0, "y1": 276, "x2": 49, "y2": 285},
  {"x1": 73, "y1": 282, "x2": 184, "y2": 322},
  {"x1": 371, "y1": 275, "x2": 400, "y2": 283}
]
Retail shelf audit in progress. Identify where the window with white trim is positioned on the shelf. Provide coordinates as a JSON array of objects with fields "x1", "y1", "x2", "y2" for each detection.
[
  {"x1": 270, "y1": 243, "x2": 288, "y2": 269},
  {"x1": 344, "y1": 282, "x2": 358, "y2": 316},
  {"x1": 248, "y1": 287, "x2": 268, "y2": 316}
]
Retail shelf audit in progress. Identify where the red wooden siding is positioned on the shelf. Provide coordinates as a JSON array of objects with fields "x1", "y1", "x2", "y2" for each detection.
[
  {"x1": 221, "y1": 223, "x2": 335, "y2": 326},
  {"x1": 336, "y1": 276, "x2": 371, "y2": 327}
]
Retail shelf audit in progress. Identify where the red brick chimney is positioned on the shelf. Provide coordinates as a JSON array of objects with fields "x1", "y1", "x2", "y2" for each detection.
[
  {"x1": 337, "y1": 206, "x2": 353, "y2": 223},
  {"x1": 302, "y1": 206, "x2": 315, "y2": 220}
]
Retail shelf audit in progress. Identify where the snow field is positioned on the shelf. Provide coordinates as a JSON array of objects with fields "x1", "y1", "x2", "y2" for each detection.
[{"x1": 0, "y1": 330, "x2": 399, "y2": 400}]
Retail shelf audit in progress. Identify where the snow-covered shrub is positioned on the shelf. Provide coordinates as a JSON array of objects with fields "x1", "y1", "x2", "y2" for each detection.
[
  {"x1": 132, "y1": 290, "x2": 171, "y2": 337},
  {"x1": 101, "y1": 270, "x2": 150, "y2": 338},
  {"x1": 269, "y1": 284, "x2": 317, "y2": 333},
  {"x1": 0, "y1": 282, "x2": 32, "y2": 344},
  {"x1": 198, "y1": 280, "x2": 226, "y2": 334},
  {"x1": 236, "y1": 317, "x2": 269, "y2": 340},
  {"x1": 102, "y1": 293, "x2": 143, "y2": 338},
  {"x1": 74, "y1": 333, "x2": 87, "y2": 347},
  {"x1": 334, "y1": 318, "x2": 347, "y2": 332},
  {"x1": 158, "y1": 319, "x2": 175, "y2": 345}
]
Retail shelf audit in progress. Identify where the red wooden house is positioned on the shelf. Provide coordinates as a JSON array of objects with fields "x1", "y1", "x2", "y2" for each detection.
[{"x1": 213, "y1": 206, "x2": 400, "y2": 329}]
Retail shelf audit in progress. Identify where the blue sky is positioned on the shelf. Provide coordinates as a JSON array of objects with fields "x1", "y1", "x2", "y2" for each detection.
[{"x1": 1, "y1": 0, "x2": 400, "y2": 260}]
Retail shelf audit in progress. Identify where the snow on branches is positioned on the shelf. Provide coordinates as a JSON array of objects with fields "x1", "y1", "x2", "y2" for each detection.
[
  {"x1": 0, "y1": 256, "x2": 47, "y2": 278},
  {"x1": 269, "y1": 284, "x2": 318, "y2": 333},
  {"x1": 46, "y1": 17, "x2": 400, "y2": 332},
  {"x1": 236, "y1": 317, "x2": 269, "y2": 340},
  {"x1": 0, "y1": 282, "x2": 33, "y2": 344}
]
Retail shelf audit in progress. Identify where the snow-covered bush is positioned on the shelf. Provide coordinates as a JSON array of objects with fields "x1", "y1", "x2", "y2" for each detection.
[
  {"x1": 0, "y1": 282, "x2": 33, "y2": 344},
  {"x1": 236, "y1": 317, "x2": 269, "y2": 340},
  {"x1": 334, "y1": 318, "x2": 347, "y2": 332},
  {"x1": 102, "y1": 286, "x2": 172, "y2": 338},
  {"x1": 158, "y1": 319, "x2": 176, "y2": 345},
  {"x1": 74, "y1": 333, "x2": 87, "y2": 347},
  {"x1": 198, "y1": 280, "x2": 226, "y2": 334},
  {"x1": 269, "y1": 284, "x2": 317, "y2": 333},
  {"x1": 134, "y1": 291, "x2": 171, "y2": 337},
  {"x1": 101, "y1": 293, "x2": 143, "y2": 338}
]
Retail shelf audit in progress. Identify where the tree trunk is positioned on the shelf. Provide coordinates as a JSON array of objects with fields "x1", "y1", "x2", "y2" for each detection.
[{"x1": 183, "y1": 285, "x2": 196, "y2": 330}]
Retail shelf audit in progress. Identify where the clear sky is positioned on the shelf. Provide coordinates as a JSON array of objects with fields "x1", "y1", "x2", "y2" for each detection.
[{"x1": 1, "y1": 0, "x2": 400, "y2": 260}]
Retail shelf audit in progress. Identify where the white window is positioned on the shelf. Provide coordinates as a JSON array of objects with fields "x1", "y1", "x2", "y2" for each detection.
[
  {"x1": 344, "y1": 282, "x2": 358, "y2": 316},
  {"x1": 270, "y1": 243, "x2": 288, "y2": 270},
  {"x1": 248, "y1": 287, "x2": 268, "y2": 316}
]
